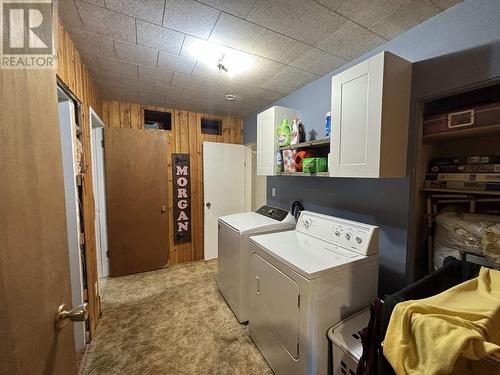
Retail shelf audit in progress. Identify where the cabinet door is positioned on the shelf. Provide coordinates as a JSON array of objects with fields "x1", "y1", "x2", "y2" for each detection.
[
  {"x1": 257, "y1": 108, "x2": 276, "y2": 176},
  {"x1": 331, "y1": 53, "x2": 384, "y2": 177}
]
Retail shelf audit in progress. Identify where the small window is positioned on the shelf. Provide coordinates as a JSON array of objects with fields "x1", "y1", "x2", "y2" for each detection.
[
  {"x1": 144, "y1": 109, "x2": 171, "y2": 130},
  {"x1": 201, "y1": 118, "x2": 222, "y2": 135}
]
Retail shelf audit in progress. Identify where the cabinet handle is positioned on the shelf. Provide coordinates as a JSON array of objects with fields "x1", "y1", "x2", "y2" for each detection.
[{"x1": 256, "y1": 276, "x2": 260, "y2": 295}]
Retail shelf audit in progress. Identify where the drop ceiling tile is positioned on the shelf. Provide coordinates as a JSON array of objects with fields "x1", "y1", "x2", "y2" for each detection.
[
  {"x1": 287, "y1": 4, "x2": 348, "y2": 45},
  {"x1": 346, "y1": 36, "x2": 386, "y2": 59},
  {"x1": 121, "y1": 78, "x2": 154, "y2": 90},
  {"x1": 370, "y1": 0, "x2": 441, "y2": 39},
  {"x1": 59, "y1": 0, "x2": 85, "y2": 29},
  {"x1": 138, "y1": 66, "x2": 174, "y2": 84},
  {"x1": 90, "y1": 70, "x2": 124, "y2": 84},
  {"x1": 431, "y1": 0, "x2": 463, "y2": 10},
  {"x1": 198, "y1": 0, "x2": 257, "y2": 17},
  {"x1": 163, "y1": 0, "x2": 221, "y2": 39},
  {"x1": 280, "y1": 43, "x2": 340, "y2": 70},
  {"x1": 191, "y1": 62, "x2": 225, "y2": 80},
  {"x1": 80, "y1": 54, "x2": 100, "y2": 71},
  {"x1": 154, "y1": 84, "x2": 184, "y2": 97},
  {"x1": 114, "y1": 41, "x2": 158, "y2": 67},
  {"x1": 140, "y1": 92, "x2": 169, "y2": 106},
  {"x1": 97, "y1": 56, "x2": 139, "y2": 77},
  {"x1": 75, "y1": 1, "x2": 136, "y2": 42},
  {"x1": 83, "y1": 0, "x2": 105, "y2": 7},
  {"x1": 209, "y1": 13, "x2": 263, "y2": 50},
  {"x1": 318, "y1": 21, "x2": 380, "y2": 59},
  {"x1": 136, "y1": 20, "x2": 185, "y2": 54},
  {"x1": 246, "y1": 0, "x2": 314, "y2": 34},
  {"x1": 105, "y1": 0, "x2": 166, "y2": 25},
  {"x1": 246, "y1": 29, "x2": 296, "y2": 60},
  {"x1": 260, "y1": 66, "x2": 315, "y2": 93},
  {"x1": 314, "y1": 0, "x2": 347, "y2": 11},
  {"x1": 157, "y1": 52, "x2": 196, "y2": 74},
  {"x1": 305, "y1": 52, "x2": 346, "y2": 75},
  {"x1": 66, "y1": 28, "x2": 116, "y2": 58},
  {"x1": 337, "y1": 0, "x2": 408, "y2": 28},
  {"x1": 171, "y1": 72, "x2": 204, "y2": 89}
]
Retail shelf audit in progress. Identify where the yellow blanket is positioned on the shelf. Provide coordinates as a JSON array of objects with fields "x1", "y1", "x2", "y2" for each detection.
[{"x1": 383, "y1": 267, "x2": 500, "y2": 375}]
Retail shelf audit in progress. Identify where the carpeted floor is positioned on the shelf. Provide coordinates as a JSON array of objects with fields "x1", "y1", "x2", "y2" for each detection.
[{"x1": 82, "y1": 261, "x2": 273, "y2": 375}]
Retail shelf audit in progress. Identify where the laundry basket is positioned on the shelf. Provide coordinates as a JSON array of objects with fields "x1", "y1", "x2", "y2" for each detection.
[{"x1": 328, "y1": 309, "x2": 370, "y2": 375}]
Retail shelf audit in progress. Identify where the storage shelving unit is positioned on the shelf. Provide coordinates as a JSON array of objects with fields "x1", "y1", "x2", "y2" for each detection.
[
  {"x1": 410, "y1": 81, "x2": 500, "y2": 278},
  {"x1": 278, "y1": 137, "x2": 330, "y2": 176},
  {"x1": 278, "y1": 137, "x2": 330, "y2": 151},
  {"x1": 277, "y1": 171, "x2": 329, "y2": 177}
]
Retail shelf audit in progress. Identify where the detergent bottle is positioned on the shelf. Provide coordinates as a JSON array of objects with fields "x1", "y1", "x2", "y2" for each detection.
[
  {"x1": 276, "y1": 118, "x2": 291, "y2": 147},
  {"x1": 290, "y1": 118, "x2": 299, "y2": 145}
]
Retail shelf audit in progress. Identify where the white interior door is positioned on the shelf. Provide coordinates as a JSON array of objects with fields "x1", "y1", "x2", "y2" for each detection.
[
  {"x1": 57, "y1": 89, "x2": 86, "y2": 353},
  {"x1": 90, "y1": 109, "x2": 109, "y2": 282},
  {"x1": 203, "y1": 142, "x2": 247, "y2": 260}
]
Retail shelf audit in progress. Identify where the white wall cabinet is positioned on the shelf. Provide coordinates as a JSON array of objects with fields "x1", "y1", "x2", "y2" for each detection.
[
  {"x1": 330, "y1": 51, "x2": 412, "y2": 178},
  {"x1": 256, "y1": 106, "x2": 296, "y2": 176}
]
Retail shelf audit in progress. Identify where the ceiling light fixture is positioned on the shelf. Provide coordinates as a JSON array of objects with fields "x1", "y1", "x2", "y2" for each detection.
[
  {"x1": 187, "y1": 40, "x2": 253, "y2": 77},
  {"x1": 224, "y1": 94, "x2": 236, "y2": 101}
]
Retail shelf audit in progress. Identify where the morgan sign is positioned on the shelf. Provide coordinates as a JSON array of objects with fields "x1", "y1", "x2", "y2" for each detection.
[{"x1": 172, "y1": 154, "x2": 191, "y2": 244}]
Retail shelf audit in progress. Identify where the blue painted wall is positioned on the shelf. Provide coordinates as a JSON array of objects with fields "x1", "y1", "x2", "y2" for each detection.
[{"x1": 243, "y1": 0, "x2": 500, "y2": 294}]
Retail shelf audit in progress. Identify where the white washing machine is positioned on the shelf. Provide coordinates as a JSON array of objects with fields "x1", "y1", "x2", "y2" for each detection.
[
  {"x1": 248, "y1": 211, "x2": 379, "y2": 375},
  {"x1": 218, "y1": 205, "x2": 296, "y2": 323}
]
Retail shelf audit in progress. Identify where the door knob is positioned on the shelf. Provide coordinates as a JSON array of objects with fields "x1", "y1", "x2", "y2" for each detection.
[
  {"x1": 56, "y1": 303, "x2": 88, "y2": 328},
  {"x1": 161, "y1": 205, "x2": 167, "y2": 213},
  {"x1": 206, "y1": 202, "x2": 211, "y2": 209}
]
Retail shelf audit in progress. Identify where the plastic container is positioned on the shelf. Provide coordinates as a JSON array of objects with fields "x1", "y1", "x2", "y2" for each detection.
[
  {"x1": 276, "y1": 118, "x2": 291, "y2": 147},
  {"x1": 275, "y1": 150, "x2": 284, "y2": 173},
  {"x1": 328, "y1": 309, "x2": 370, "y2": 375},
  {"x1": 302, "y1": 157, "x2": 328, "y2": 173},
  {"x1": 291, "y1": 118, "x2": 299, "y2": 145},
  {"x1": 325, "y1": 112, "x2": 331, "y2": 138}
]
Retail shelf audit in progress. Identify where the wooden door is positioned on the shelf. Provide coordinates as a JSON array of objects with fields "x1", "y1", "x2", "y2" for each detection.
[
  {"x1": 0, "y1": 70, "x2": 76, "y2": 374},
  {"x1": 105, "y1": 128, "x2": 169, "y2": 276},
  {"x1": 203, "y1": 142, "x2": 247, "y2": 260}
]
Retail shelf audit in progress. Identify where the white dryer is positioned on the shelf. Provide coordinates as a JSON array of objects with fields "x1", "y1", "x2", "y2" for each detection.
[
  {"x1": 218, "y1": 205, "x2": 296, "y2": 323},
  {"x1": 248, "y1": 211, "x2": 379, "y2": 375}
]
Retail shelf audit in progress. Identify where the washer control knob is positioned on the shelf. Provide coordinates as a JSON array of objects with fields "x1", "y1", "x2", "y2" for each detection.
[
  {"x1": 334, "y1": 231, "x2": 340, "y2": 237},
  {"x1": 345, "y1": 232, "x2": 351, "y2": 241},
  {"x1": 303, "y1": 218, "x2": 312, "y2": 229},
  {"x1": 355, "y1": 236, "x2": 362, "y2": 244}
]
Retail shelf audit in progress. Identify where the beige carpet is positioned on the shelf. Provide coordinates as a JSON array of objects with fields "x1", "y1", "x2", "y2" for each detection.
[{"x1": 82, "y1": 261, "x2": 273, "y2": 375}]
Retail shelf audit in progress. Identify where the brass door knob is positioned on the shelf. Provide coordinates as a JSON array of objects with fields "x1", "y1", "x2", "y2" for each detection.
[
  {"x1": 161, "y1": 205, "x2": 167, "y2": 213},
  {"x1": 56, "y1": 303, "x2": 88, "y2": 328}
]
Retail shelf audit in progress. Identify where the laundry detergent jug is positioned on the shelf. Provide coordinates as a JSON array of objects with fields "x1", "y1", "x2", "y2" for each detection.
[{"x1": 276, "y1": 119, "x2": 291, "y2": 147}]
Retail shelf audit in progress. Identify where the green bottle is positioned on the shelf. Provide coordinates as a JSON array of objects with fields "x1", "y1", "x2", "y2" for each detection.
[{"x1": 276, "y1": 119, "x2": 291, "y2": 147}]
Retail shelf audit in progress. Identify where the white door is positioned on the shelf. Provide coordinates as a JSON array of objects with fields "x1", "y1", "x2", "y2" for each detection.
[
  {"x1": 90, "y1": 119, "x2": 109, "y2": 281},
  {"x1": 57, "y1": 90, "x2": 86, "y2": 352},
  {"x1": 330, "y1": 52, "x2": 384, "y2": 177},
  {"x1": 203, "y1": 142, "x2": 247, "y2": 260},
  {"x1": 256, "y1": 108, "x2": 276, "y2": 176}
]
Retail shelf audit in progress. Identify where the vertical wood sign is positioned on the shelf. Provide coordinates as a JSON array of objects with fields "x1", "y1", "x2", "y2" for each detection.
[{"x1": 172, "y1": 154, "x2": 191, "y2": 244}]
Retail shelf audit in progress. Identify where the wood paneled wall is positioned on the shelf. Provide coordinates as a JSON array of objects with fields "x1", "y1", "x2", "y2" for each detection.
[
  {"x1": 56, "y1": 21, "x2": 102, "y2": 336},
  {"x1": 102, "y1": 100, "x2": 244, "y2": 264}
]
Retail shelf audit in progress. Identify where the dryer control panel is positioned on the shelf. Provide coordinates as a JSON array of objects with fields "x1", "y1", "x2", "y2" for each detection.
[
  {"x1": 256, "y1": 205, "x2": 290, "y2": 221},
  {"x1": 297, "y1": 211, "x2": 379, "y2": 256}
]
